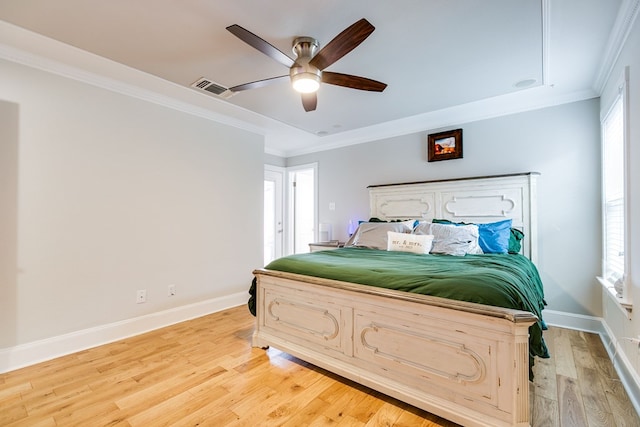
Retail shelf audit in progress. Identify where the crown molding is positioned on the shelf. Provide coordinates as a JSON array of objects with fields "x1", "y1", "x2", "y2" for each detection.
[
  {"x1": 593, "y1": 0, "x2": 640, "y2": 94},
  {"x1": 282, "y1": 85, "x2": 598, "y2": 158},
  {"x1": 0, "y1": 44, "x2": 261, "y2": 138},
  {"x1": 0, "y1": 20, "x2": 314, "y2": 143}
]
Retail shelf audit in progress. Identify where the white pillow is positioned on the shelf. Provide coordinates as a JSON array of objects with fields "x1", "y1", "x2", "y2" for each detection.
[
  {"x1": 413, "y1": 222, "x2": 482, "y2": 256},
  {"x1": 387, "y1": 231, "x2": 434, "y2": 254},
  {"x1": 345, "y1": 220, "x2": 414, "y2": 250}
]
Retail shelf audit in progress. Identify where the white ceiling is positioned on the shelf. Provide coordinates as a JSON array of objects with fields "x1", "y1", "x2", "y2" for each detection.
[{"x1": 0, "y1": 0, "x2": 627, "y2": 156}]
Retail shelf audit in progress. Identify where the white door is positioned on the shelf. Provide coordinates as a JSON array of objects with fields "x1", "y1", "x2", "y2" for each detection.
[
  {"x1": 288, "y1": 164, "x2": 317, "y2": 254},
  {"x1": 264, "y1": 167, "x2": 284, "y2": 265}
]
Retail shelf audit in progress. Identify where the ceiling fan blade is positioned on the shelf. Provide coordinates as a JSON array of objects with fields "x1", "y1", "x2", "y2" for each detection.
[
  {"x1": 322, "y1": 72, "x2": 387, "y2": 92},
  {"x1": 302, "y1": 93, "x2": 317, "y2": 112},
  {"x1": 226, "y1": 24, "x2": 295, "y2": 68},
  {"x1": 309, "y1": 18, "x2": 375, "y2": 71},
  {"x1": 229, "y1": 75, "x2": 288, "y2": 92}
]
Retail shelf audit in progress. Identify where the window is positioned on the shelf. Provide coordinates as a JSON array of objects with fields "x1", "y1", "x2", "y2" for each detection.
[{"x1": 600, "y1": 67, "x2": 629, "y2": 305}]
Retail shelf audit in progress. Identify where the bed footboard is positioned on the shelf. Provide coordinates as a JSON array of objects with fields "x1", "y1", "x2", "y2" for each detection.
[{"x1": 252, "y1": 269, "x2": 537, "y2": 427}]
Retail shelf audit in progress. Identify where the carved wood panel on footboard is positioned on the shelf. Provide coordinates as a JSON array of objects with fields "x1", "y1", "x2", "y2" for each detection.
[{"x1": 253, "y1": 270, "x2": 537, "y2": 427}]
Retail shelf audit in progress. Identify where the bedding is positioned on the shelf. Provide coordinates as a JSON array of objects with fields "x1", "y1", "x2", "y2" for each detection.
[{"x1": 250, "y1": 247, "x2": 549, "y2": 363}]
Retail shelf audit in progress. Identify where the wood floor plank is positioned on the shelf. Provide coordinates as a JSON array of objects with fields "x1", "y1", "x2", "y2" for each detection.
[
  {"x1": 533, "y1": 355, "x2": 558, "y2": 401},
  {"x1": 394, "y1": 410, "x2": 434, "y2": 427},
  {"x1": 557, "y1": 375, "x2": 588, "y2": 427},
  {"x1": 334, "y1": 414, "x2": 367, "y2": 426},
  {"x1": 26, "y1": 384, "x2": 94, "y2": 418},
  {"x1": 5, "y1": 417, "x2": 57, "y2": 427},
  {"x1": 584, "y1": 332, "x2": 610, "y2": 359},
  {"x1": 567, "y1": 329, "x2": 590, "y2": 350},
  {"x1": 576, "y1": 366, "x2": 616, "y2": 427},
  {"x1": 572, "y1": 346, "x2": 598, "y2": 370},
  {"x1": 532, "y1": 394, "x2": 559, "y2": 427},
  {"x1": 363, "y1": 401, "x2": 404, "y2": 426},
  {"x1": 53, "y1": 401, "x2": 122, "y2": 426},
  {"x1": 279, "y1": 396, "x2": 332, "y2": 427},
  {"x1": 321, "y1": 383, "x2": 370, "y2": 423},
  {"x1": 0, "y1": 380, "x2": 32, "y2": 401},
  {"x1": 342, "y1": 387, "x2": 387, "y2": 424},
  {"x1": 554, "y1": 329, "x2": 578, "y2": 379},
  {"x1": 258, "y1": 375, "x2": 337, "y2": 426},
  {"x1": 0, "y1": 395, "x2": 28, "y2": 425},
  {"x1": 1, "y1": 306, "x2": 638, "y2": 427},
  {"x1": 125, "y1": 388, "x2": 212, "y2": 427},
  {"x1": 600, "y1": 376, "x2": 640, "y2": 427},
  {"x1": 168, "y1": 388, "x2": 241, "y2": 427},
  {"x1": 170, "y1": 402, "x2": 240, "y2": 427}
]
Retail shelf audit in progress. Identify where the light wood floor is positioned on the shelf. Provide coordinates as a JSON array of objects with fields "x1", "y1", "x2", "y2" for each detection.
[{"x1": 1, "y1": 306, "x2": 639, "y2": 426}]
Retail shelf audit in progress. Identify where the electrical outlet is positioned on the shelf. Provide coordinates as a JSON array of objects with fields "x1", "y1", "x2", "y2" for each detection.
[
  {"x1": 168, "y1": 285, "x2": 176, "y2": 297},
  {"x1": 136, "y1": 289, "x2": 146, "y2": 304}
]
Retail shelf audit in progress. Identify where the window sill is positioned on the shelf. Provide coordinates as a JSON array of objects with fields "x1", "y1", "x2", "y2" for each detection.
[{"x1": 598, "y1": 276, "x2": 632, "y2": 319}]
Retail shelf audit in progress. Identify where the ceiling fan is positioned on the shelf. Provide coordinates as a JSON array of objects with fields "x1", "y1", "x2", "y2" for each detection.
[{"x1": 226, "y1": 18, "x2": 387, "y2": 112}]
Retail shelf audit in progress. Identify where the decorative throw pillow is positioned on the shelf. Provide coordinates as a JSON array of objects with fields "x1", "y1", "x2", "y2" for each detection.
[
  {"x1": 413, "y1": 222, "x2": 482, "y2": 256},
  {"x1": 432, "y1": 218, "x2": 514, "y2": 254},
  {"x1": 387, "y1": 231, "x2": 434, "y2": 254},
  {"x1": 344, "y1": 220, "x2": 414, "y2": 250}
]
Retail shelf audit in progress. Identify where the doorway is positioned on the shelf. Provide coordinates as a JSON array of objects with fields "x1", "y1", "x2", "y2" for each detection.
[
  {"x1": 287, "y1": 164, "x2": 317, "y2": 254},
  {"x1": 264, "y1": 163, "x2": 317, "y2": 263},
  {"x1": 264, "y1": 166, "x2": 284, "y2": 265}
]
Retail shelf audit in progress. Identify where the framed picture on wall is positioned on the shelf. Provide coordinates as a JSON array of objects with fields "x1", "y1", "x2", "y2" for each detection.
[{"x1": 427, "y1": 128, "x2": 463, "y2": 162}]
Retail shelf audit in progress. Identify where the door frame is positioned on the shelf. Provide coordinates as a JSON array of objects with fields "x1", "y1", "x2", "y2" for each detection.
[
  {"x1": 264, "y1": 165, "x2": 285, "y2": 263},
  {"x1": 286, "y1": 162, "x2": 318, "y2": 255}
]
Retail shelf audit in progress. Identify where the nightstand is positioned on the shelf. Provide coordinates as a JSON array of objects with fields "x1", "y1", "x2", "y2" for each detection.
[{"x1": 308, "y1": 241, "x2": 345, "y2": 252}]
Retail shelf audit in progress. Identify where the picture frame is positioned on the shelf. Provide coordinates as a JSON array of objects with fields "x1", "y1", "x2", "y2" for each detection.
[{"x1": 427, "y1": 128, "x2": 463, "y2": 162}]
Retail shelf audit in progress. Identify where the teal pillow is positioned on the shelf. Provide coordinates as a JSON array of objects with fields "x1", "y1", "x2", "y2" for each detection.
[{"x1": 508, "y1": 228, "x2": 525, "y2": 254}]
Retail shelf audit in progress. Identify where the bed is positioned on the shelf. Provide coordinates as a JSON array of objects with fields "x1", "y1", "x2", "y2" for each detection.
[{"x1": 251, "y1": 172, "x2": 546, "y2": 427}]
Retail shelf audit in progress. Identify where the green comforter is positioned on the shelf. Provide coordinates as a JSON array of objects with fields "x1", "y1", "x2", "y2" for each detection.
[{"x1": 251, "y1": 247, "x2": 549, "y2": 363}]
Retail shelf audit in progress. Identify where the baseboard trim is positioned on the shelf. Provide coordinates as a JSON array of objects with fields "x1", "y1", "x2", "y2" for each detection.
[
  {"x1": 0, "y1": 292, "x2": 248, "y2": 374},
  {"x1": 599, "y1": 321, "x2": 640, "y2": 415},
  {"x1": 542, "y1": 309, "x2": 606, "y2": 334},
  {"x1": 543, "y1": 308, "x2": 640, "y2": 415}
]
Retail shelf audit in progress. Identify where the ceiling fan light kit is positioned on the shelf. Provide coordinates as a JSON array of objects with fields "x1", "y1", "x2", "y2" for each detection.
[
  {"x1": 225, "y1": 18, "x2": 387, "y2": 112},
  {"x1": 291, "y1": 72, "x2": 321, "y2": 93},
  {"x1": 290, "y1": 37, "x2": 321, "y2": 93}
]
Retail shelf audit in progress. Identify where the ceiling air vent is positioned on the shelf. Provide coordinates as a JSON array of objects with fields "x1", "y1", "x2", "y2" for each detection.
[{"x1": 191, "y1": 78, "x2": 234, "y2": 99}]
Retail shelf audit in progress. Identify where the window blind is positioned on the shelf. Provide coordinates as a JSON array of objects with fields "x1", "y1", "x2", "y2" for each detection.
[{"x1": 602, "y1": 95, "x2": 625, "y2": 282}]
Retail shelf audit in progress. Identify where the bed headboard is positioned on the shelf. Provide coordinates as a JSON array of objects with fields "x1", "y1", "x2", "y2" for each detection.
[{"x1": 368, "y1": 172, "x2": 540, "y2": 262}]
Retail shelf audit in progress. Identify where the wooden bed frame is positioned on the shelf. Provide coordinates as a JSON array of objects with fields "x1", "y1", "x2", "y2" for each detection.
[{"x1": 253, "y1": 173, "x2": 540, "y2": 427}]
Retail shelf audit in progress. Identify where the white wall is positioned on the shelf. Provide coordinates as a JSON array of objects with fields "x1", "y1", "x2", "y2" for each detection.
[
  {"x1": 600, "y1": 9, "x2": 640, "y2": 386},
  {"x1": 0, "y1": 59, "x2": 263, "y2": 350},
  {"x1": 287, "y1": 99, "x2": 602, "y2": 317},
  {"x1": 0, "y1": 100, "x2": 18, "y2": 349}
]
